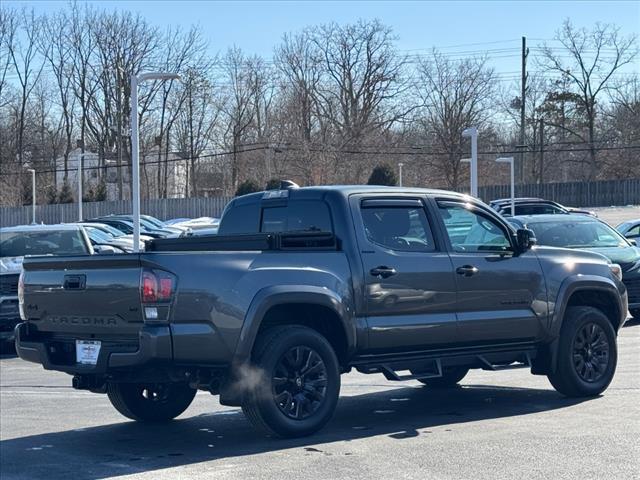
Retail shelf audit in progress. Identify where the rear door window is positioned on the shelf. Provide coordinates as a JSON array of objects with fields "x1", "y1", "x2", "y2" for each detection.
[{"x1": 360, "y1": 200, "x2": 436, "y2": 252}]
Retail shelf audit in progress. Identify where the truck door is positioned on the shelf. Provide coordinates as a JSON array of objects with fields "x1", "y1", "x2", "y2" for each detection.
[
  {"x1": 350, "y1": 196, "x2": 458, "y2": 352},
  {"x1": 433, "y1": 199, "x2": 547, "y2": 344}
]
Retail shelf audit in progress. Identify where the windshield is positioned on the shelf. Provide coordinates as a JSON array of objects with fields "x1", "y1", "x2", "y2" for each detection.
[
  {"x1": 139, "y1": 218, "x2": 160, "y2": 230},
  {"x1": 84, "y1": 227, "x2": 113, "y2": 243},
  {"x1": 527, "y1": 220, "x2": 628, "y2": 249},
  {"x1": 0, "y1": 230, "x2": 89, "y2": 257},
  {"x1": 142, "y1": 216, "x2": 166, "y2": 228},
  {"x1": 92, "y1": 224, "x2": 124, "y2": 237}
]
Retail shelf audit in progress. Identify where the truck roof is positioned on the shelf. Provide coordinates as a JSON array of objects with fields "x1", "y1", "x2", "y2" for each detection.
[{"x1": 231, "y1": 185, "x2": 469, "y2": 206}]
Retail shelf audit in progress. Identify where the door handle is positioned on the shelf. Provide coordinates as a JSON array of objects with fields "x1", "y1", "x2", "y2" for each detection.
[
  {"x1": 456, "y1": 265, "x2": 479, "y2": 277},
  {"x1": 370, "y1": 266, "x2": 397, "y2": 279},
  {"x1": 63, "y1": 274, "x2": 86, "y2": 290}
]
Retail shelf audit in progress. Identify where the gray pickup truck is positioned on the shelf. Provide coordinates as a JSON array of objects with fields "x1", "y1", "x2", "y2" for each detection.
[{"x1": 16, "y1": 186, "x2": 628, "y2": 437}]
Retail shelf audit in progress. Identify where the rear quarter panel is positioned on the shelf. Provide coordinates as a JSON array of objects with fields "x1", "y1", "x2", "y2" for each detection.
[{"x1": 144, "y1": 250, "x2": 354, "y2": 364}]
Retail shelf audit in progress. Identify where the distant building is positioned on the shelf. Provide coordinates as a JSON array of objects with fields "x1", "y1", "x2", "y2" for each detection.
[
  {"x1": 54, "y1": 147, "x2": 193, "y2": 201},
  {"x1": 55, "y1": 149, "x2": 103, "y2": 199}
]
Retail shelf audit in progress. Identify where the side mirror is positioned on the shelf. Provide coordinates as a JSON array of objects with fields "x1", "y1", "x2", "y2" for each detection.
[
  {"x1": 628, "y1": 238, "x2": 637, "y2": 246},
  {"x1": 516, "y1": 228, "x2": 536, "y2": 252},
  {"x1": 93, "y1": 244, "x2": 125, "y2": 254}
]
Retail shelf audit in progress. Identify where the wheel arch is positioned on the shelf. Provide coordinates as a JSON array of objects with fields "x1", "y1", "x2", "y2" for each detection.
[
  {"x1": 233, "y1": 286, "x2": 355, "y2": 365},
  {"x1": 534, "y1": 277, "x2": 624, "y2": 376},
  {"x1": 221, "y1": 286, "x2": 354, "y2": 407}
]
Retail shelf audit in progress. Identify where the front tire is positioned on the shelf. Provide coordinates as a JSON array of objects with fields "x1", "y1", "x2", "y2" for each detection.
[
  {"x1": 547, "y1": 306, "x2": 617, "y2": 397},
  {"x1": 241, "y1": 326, "x2": 340, "y2": 438},
  {"x1": 107, "y1": 382, "x2": 196, "y2": 422}
]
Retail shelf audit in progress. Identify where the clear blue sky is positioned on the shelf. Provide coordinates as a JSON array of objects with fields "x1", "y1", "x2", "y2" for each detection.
[{"x1": 8, "y1": 0, "x2": 640, "y2": 79}]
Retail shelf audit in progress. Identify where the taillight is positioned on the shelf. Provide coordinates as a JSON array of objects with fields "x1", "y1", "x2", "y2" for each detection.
[
  {"x1": 140, "y1": 269, "x2": 176, "y2": 303},
  {"x1": 18, "y1": 272, "x2": 25, "y2": 320},
  {"x1": 141, "y1": 271, "x2": 158, "y2": 302}
]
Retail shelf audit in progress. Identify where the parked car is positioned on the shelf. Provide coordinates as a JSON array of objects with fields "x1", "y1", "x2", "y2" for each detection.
[
  {"x1": 77, "y1": 222, "x2": 151, "y2": 252},
  {"x1": 617, "y1": 219, "x2": 640, "y2": 242},
  {"x1": 171, "y1": 217, "x2": 220, "y2": 231},
  {"x1": 95, "y1": 214, "x2": 186, "y2": 238},
  {"x1": 509, "y1": 214, "x2": 640, "y2": 319},
  {"x1": 0, "y1": 224, "x2": 94, "y2": 349},
  {"x1": 164, "y1": 217, "x2": 190, "y2": 226},
  {"x1": 490, "y1": 197, "x2": 596, "y2": 217},
  {"x1": 139, "y1": 214, "x2": 192, "y2": 236},
  {"x1": 85, "y1": 217, "x2": 166, "y2": 239},
  {"x1": 17, "y1": 186, "x2": 627, "y2": 438}
]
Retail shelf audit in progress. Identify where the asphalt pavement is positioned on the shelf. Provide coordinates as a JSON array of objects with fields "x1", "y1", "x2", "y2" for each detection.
[{"x1": 1, "y1": 319, "x2": 639, "y2": 480}]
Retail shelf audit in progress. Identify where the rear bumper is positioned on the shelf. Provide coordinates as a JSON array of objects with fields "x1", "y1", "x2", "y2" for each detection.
[{"x1": 15, "y1": 322, "x2": 172, "y2": 374}]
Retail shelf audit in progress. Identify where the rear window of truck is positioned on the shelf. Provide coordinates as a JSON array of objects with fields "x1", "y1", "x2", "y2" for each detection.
[
  {"x1": 219, "y1": 200, "x2": 333, "y2": 235},
  {"x1": 217, "y1": 204, "x2": 261, "y2": 235},
  {"x1": 261, "y1": 201, "x2": 333, "y2": 233}
]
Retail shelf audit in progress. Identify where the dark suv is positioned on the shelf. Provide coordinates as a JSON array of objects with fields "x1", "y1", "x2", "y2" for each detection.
[{"x1": 490, "y1": 197, "x2": 595, "y2": 217}]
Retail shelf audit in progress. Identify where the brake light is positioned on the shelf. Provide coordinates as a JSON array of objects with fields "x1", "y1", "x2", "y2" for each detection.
[
  {"x1": 141, "y1": 271, "x2": 158, "y2": 302},
  {"x1": 140, "y1": 269, "x2": 175, "y2": 303},
  {"x1": 18, "y1": 272, "x2": 25, "y2": 320}
]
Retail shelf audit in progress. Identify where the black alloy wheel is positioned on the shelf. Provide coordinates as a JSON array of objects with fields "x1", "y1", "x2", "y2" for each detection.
[
  {"x1": 272, "y1": 346, "x2": 328, "y2": 420},
  {"x1": 572, "y1": 322, "x2": 610, "y2": 383}
]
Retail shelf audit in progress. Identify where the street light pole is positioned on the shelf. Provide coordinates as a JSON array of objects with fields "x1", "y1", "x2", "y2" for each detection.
[
  {"x1": 130, "y1": 72, "x2": 181, "y2": 252},
  {"x1": 77, "y1": 152, "x2": 85, "y2": 221},
  {"x1": 462, "y1": 127, "x2": 478, "y2": 197},
  {"x1": 398, "y1": 162, "x2": 404, "y2": 187},
  {"x1": 27, "y1": 168, "x2": 36, "y2": 224},
  {"x1": 496, "y1": 157, "x2": 515, "y2": 216}
]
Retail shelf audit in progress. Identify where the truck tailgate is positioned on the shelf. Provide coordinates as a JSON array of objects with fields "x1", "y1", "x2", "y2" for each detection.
[{"x1": 21, "y1": 254, "x2": 144, "y2": 336}]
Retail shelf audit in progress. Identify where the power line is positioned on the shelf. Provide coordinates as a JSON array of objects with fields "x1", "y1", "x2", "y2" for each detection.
[{"x1": 2, "y1": 143, "x2": 638, "y2": 177}]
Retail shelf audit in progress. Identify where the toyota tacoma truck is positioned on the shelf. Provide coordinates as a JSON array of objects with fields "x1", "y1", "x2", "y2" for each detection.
[{"x1": 15, "y1": 186, "x2": 628, "y2": 437}]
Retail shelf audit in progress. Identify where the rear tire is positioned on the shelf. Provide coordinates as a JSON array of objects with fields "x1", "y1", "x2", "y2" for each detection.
[
  {"x1": 107, "y1": 382, "x2": 196, "y2": 422},
  {"x1": 547, "y1": 306, "x2": 617, "y2": 397},
  {"x1": 412, "y1": 366, "x2": 469, "y2": 388},
  {"x1": 241, "y1": 326, "x2": 340, "y2": 438}
]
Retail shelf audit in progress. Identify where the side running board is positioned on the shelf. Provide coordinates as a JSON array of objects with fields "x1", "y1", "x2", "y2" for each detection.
[{"x1": 356, "y1": 351, "x2": 534, "y2": 381}]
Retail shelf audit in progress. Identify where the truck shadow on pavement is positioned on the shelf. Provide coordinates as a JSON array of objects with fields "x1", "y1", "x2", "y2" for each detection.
[{"x1": 0, "y1": 383, "x2": 592, "y2": 479}]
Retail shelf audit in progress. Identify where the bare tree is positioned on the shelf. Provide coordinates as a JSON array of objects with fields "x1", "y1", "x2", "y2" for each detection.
[
  {"x1": 38, "y1": 10, "x2": 76, "y2": 182},
  {"x1": 539, "y1": 20, "x2": 638, "y2": 179},
  {"x1": 221, "y1": 47, "x2": 258, "y2": 191},
  {"x1": 152, "y1": 26, "x2": 209, "y2": 197},
  {"x1": 175, "y1": 68, "x2": 220, "y2": 196},
  {"x1": 310, "y1": 20, "x2": 410, "y2": 144},
  {"x1": 416, "y1": 52, "x2": 495, "y2": 189},
  {"x1": 0, "y1": 7, "x2": 19, "y2": 107},
  {"x1": 7, "y1": 8, "x2": 44, "y2": 165}
]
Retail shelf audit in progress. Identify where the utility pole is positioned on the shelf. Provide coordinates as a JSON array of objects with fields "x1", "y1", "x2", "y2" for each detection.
[
  {"x1": 519, "y1": 36, "x2": 528, "y2": 184},
  {"x1": 539, "y1": 117, "x2": 544, "y2": 184}
]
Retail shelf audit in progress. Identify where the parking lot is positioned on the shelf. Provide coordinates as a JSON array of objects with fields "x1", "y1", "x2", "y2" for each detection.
[{"x1": 1, "y1": 317, "x2": 638, "y2": 480}]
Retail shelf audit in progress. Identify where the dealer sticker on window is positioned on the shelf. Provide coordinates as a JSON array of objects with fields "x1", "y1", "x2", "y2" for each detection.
[{"x1": 76, "y1": 340, "x2": 101, "y2": 365}]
